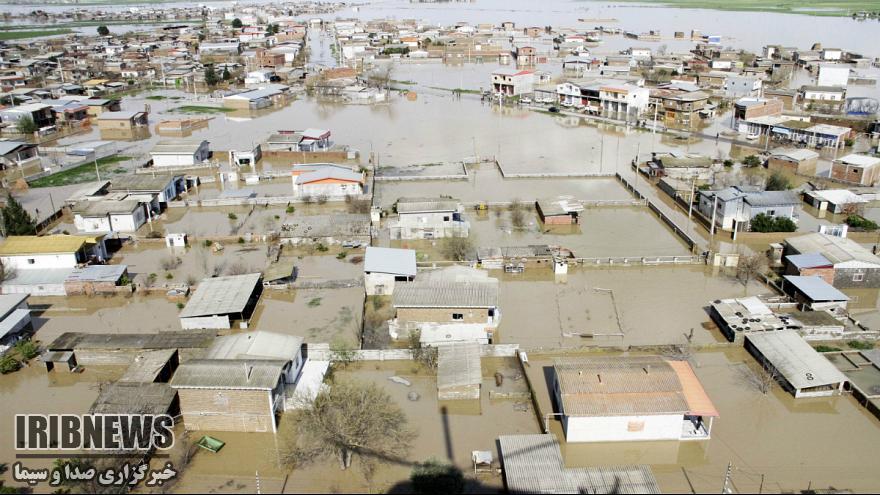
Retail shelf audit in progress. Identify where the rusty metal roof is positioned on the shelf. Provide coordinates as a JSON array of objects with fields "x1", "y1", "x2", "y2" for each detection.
[{"x1": 554, "y1": 356, "x2": 692, "y2": 417}]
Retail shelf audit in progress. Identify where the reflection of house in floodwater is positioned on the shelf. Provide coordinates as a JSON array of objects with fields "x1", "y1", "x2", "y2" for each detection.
[
  {"x1": 744, "y1": 330, "x2": 847, "y2": 398},
  {"x1": 498, "y1": 434, "x2": 661, "y2": 493},
  {"x1": 178, "y1": 273, "x2": 263, "y2": 329},
  {"x1": 552, "y1": 356, "x2": 718, "y2": 443}
]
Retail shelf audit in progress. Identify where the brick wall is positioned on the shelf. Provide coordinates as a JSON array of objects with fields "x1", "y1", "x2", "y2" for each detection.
[{"x1": 177, "y1": 388, "x2": 275, "y2": 432}]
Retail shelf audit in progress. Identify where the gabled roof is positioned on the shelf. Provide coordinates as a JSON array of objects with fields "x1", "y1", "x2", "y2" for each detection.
[
  {"x1": 294, "y1": 167, "x2": 364, "y2": 185},
  {"x1": 745, "y1": 330, "x2": 847, "y2": 390},
  {"x1": 393, "y1": 281, "x2": 498, "y2": 308}
]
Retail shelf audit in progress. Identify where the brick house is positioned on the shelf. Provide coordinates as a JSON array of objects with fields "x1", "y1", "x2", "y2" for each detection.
[
  {"x1": 830, "y1": 154, "x2": 880, "y2": 186},
  {"x1": 784, "y1": 233, "x2": 880, "y2": 288},
  {"x1": 784, "y1": 253, "x2": 835, "y2": 285},
  {"x1": 171, "y1": 359, "x2": 287, "y2": 433},
  {"x1": 767, "y1": 149, "x2": 819, "y2": 176}
]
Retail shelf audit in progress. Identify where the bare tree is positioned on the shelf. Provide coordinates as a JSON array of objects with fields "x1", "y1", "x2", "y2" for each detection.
[
  {"x1": 281, "y1": 380, "x2": 415, "y2": 471},
  {"x1": 407, "y1": 329, "x2": 438, "y2": 370},
  {"x1": 440, "y1": 235, "x2": 474, "y2": 262},
  {"x1": 736, "y1": 362, "x2": 778, "y2": 394},
  {"x1": 509, "y1": 199, "x2": 527, "y2": 229},
  {"x1": 0, "y1": 262, "x2": 16, "y2": 283},
  {"x1": 736, "y1": 252, "x2": 766, "y2": 287}
]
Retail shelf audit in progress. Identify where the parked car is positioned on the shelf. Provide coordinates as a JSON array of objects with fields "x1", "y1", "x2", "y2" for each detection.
[{"x1": 548, "y1": 106, "x2": 560, "y2": 113}]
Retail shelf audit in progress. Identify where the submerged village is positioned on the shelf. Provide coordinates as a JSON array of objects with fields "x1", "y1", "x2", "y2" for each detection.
[{"x1": 1, "y1": 0, "x2": 880, "y2": 493}]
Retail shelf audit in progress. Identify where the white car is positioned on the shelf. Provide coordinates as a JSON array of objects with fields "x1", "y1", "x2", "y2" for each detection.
[
  {"x1": 520, "y1": 96, "x2": 532, "y2": 104},
  {"x1": 746, "y1": 133, "x2": 760, "y2": 141}
]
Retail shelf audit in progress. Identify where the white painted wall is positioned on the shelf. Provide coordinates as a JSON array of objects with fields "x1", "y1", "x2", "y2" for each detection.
[
  {"x1": 563, "y1": 414, "x2": 684, "y2": 442},
  {"x1": 1, "y1": 253, "x2": 79, "y2": 270},
  {"x1": 365, "y1": 272, "x2": 395, "y2": 296},
  {"x1": 179, "y1": 314, "x2": 230, "y2": 330},
  {"x1": 74, "y1": 215, "x2": 112, "y2": 233}
]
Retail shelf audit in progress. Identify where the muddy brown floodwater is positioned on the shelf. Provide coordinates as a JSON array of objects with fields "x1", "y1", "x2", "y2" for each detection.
[
  {"x1": 497, "y1": 266, "x2": 766, "y2": 349},
  {"x1": 526, "y1": 348, "x2": 880, "y2": 494}
]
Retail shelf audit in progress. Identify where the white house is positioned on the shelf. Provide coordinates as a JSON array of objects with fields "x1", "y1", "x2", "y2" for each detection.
[
  {"x1": 290, "y1": 164, "x2": 365, "y2": 198},
  {"x1": 72, "y1": 198, "x2": 149, "y2": 233},
  {"x1": 817, "y1": 64, "x2": 849, "y2": 87},
  {"x1": 698, "y1": 187, "x2": 800, "y2": 231},
  {"x1": 150, "y1": 139, "x2": 210, "y2": 168},
  {"x1": 390, "y1": 197, "x2": 470, "y2": 240},
  {"x1": 598, "y1": 84, "x2": 649, "y2": 122},
  {"x1": 553, "y1": 356, "x2": 718, "y2": 443},
  {"x1": 821, "y1": 48, "x2": 843, "y2": 61},
  {"x1": 491, "y1": 69, "x2": 535, "y2": 96},
  {"x1": 723, "y1": 74, "x2": 763, "y2": 98},
  {"x1": 0, "y1": 235, "x2": 108, "y2": 271},
  {"x1": 363, "y1": 246, "x2": 416, "y2": 296}
]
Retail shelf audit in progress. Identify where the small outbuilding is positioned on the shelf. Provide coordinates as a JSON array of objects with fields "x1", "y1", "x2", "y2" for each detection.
[
  {"x1": 744, "y1": 329, "x2": 847, "y2": 398},
  {"x1": 363, "y1": 246, "x2": 417, "y2": 296},
  {"x1": 437, "y1": 341, "x2": 482, "y2": 401},
  {"x1": 782, "y1": 275, "x2": 850, "y2": 310},
  {"x1": 179, "y1": 273, "x2": 263, "y2": 329}
]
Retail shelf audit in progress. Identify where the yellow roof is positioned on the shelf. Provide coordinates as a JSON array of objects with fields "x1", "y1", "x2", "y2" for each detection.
[
  {"x1": 0, "y1": 235, "x2": 95, "y2": 255},
  {"x1": 83, "y1": 79, "x2": 109, "y2": 86}
]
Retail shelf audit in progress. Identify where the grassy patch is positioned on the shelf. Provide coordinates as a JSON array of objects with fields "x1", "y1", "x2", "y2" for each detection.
[
  {"x1": 0, "y1": 29, "x2": 74, "y2": 40},
  {"x1": 174, "y1": 105, "x2": 235, "y2": 114},
  {"x1": 29, "y1": 155, "x2": 132, "y2": 188},
  {"x1": 426, "y1": 86, "x2": 482, "y2": 95},
  {"x1": 308, "y1": 297, "x2": 323, "y2": 308}
]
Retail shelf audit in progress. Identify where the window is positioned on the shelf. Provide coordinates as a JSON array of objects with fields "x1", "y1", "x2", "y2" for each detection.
[
  {"x1": 853, "y1": 272, "x2": 865, "y2": 282},
  {"x1": 27, "y1": 259, "x2": 35, "y2": 264},
  {"x1": 452, "y1": 313, "x2": 464, "y2": 320}
]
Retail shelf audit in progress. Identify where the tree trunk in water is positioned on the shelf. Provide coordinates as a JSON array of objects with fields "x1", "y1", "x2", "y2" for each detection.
[{"x1": 338, "y1": 449, "x2": 353, "y2": 470}]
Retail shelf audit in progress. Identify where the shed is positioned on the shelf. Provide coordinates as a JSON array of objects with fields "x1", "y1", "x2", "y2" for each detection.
[
  {"x1": 363, "y1": 246, "x2": 417, "y2": 296},
  {"x1": 536, "y1": 197, "x2": 584, "y2": 225},
  {"x1": 179, "y1": 273, "x2": 263, "y2": 329},
  {"x1": 64, "y1": 264, "x2": 129, "y2": 295},
  {"x1": 437, "y1": 342, "x2": 482, "y2": 400},
  {"x1": 744, "y1": 329, "x2": 846, "y2": 398},
  {"x1": 783, "y1": 275, "x2": 849, "y2": 310},
  {"x1": 498, "y1": 434, "x2": 661, "y2": 494},
  {"x1": 90, "y1": 382, "x2": 178, "y2": 417}
]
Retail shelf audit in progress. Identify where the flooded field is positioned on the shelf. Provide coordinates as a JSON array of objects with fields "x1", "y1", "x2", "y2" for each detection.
[
  {"x1": 525, "y1": 348, "x2": 880, "y2": 493},
  {"x1": 29, "y1": 294, "x2": 184, "y2": 344},
  {"x1": 110, "y1": 241, "x2": 271, "y2": 284},
  {"x1": 498, "y1": 266, "x2": 765, "y2": 348},
  {"x1": 251, "y1": 288, "x2": 365, "y2": 346}
]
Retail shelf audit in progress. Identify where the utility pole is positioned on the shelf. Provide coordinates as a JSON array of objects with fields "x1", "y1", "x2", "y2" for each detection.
[
  {"x1": 651, "y1": 103, "x2": 659, "y2": 152},
  {"x1": 688, "y1": 174, "x2": 696, "y2": 221},
  {"x1": 94, "y1": 155, "x2": 101, "y2": 182},
  {"x1": 721, "y1": 462, "x2": 734, "y2": 494},
  {"x1": 710, "y1": 194, "x2": 718, "y2": 238}
]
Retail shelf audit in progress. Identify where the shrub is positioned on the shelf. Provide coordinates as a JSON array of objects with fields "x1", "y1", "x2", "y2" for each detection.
[
  {"x1": 285, "y1": 206, "x2": 295, "y2": 214},
  {"x1": 765, "y1": 172, "x2": 791, "y2": 191},
  {"x1": 741, "y1": 155, "x2": 762, "y2": 167},
  {"x1": 847, "y1": 340, "x2": 875, "y2": 350},
  {"x1": 15, "y1": 339, "x2": 39, "y2": 360},
  {"x1": 237, "y1": 237, "x2": 245, "y2": 244},
  {"x1": 227, "y1": 213, "x2": 238, "y2": 220},
  {"x1": 845, "y1": 215, "x2": 879, "y2": 232},
  {"x1": 16, "y1": 115, "x2": 38, "y2": 134},
  {"x1": 0, "y1": 354, "x2": 20, "y2": 374},
  {"x1": 165, "y1": 272, "x2": 173, "y2": 280},
  {"x1": 176, "y1": 302, "x2": 185, "y2": 310},
  {"x1": 815, "y1": 345, "x2": 842, "y2": 353},
  {"x1": 750, "y1": 213, "x2": 797, "y2": 233},
  {"x1": 316, "y1": 243, "x2": 329, "y2": 252},
  {"x1": 723, "y1": 159, "x2": 734, "y2": 167},
  {"x1": 336, "y1": 251, "x2": 348, "y2": 259}
]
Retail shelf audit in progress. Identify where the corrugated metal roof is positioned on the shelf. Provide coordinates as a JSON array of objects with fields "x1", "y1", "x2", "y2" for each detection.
[
  {"x1": 744, "y1": 190, "x2": 800, "y2": 207},
  {"x1": 746, "y1": 329, "x2": 847, "y2": 390},
  {"x1": 667, "y1": 360, "x2": 719, "y2": 417},
  {"x1": 786, "y1": 233, "x2": 880, "y2": 266},
  {"x1": 783, "y1": 275, "x2": 849, "y2": 302},
  {"x1": 787, "y1": 253, "x2": 833, "y2": 270},
  {"x1": 554, "y1": 356, "x2": 691, "y2": 417},
  {"x1": 179, "y1": 273, "x2": 262, "y2": 318},
  {"x1": 170, "y1": 359, "x2": 285, "y2": 390},
  {"x1": 437, "y1": 342, "x2": 481, "y2": 389},
  {"x1": 118, "y1": 349, "x2": 177, "y2": 383},
  {"x1": 364, "y1": 247, "x2": 417, "y2": 276},
  {"x1": 90, "y1": 382, "x2": 176, "y2": 415},
  {"x1": 205, "y1": 331, "x2": 302, "y2": 361},
  {"x1": 65, "y1": 264, "x2": 128, "y2": 283},
  {"x1": 393, "y1": 281, "x2": 498, "y2": 308},
  {"x1": 48, "y1": 331, "x2": 214, "y2": 351},
  {"x1": 498, "y1": 434, "x2": 661, "y2": 494}
]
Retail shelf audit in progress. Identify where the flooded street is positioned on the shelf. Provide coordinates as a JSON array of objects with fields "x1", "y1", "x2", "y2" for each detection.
[{"x1": 527, "y1": 348, "x2": 880, "y2": 493}]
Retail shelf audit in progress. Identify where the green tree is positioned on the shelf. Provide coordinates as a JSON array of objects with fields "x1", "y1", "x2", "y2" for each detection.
[
  {"x1": 0, "y1": 354, "x2": 20, "y2": 374},
  {"x1": 750, "y1": 213, "x2": 796, "y2": 233},
  {"x1": 15, "y1": 115, "x2": 37, "y2": 134},
  {"x1": 96, "y1": 25, "x2": 110, "y2": 36},
  {"x1": 741, "y1": 155, "x2": 762, "y2": 168},
  {"x1": 222, "y1": 67, "x2": 231, "y2": 81},
  {"x1": 204, "y1": 65, "x2": 219, "y2": 86},
  {"x1": 765, "y1": 171, "x2": 791, "y2": 191},
  {"x1": 231, "y1": 18, "x2": 243, "y2": 28},
  {"x1": 2, "y1": 194, "x2": 37, "y2": 235},
  {"x1": 410, "y1": 458, "x2": 465, "y2": 494}
]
